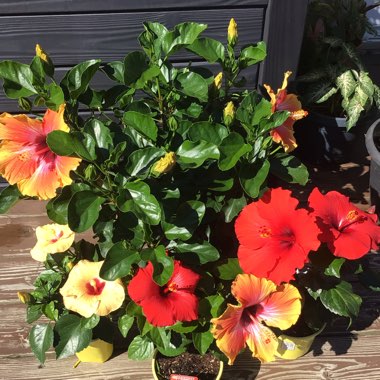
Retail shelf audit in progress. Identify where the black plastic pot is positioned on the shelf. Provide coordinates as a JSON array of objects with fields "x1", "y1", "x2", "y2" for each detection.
[{"x1": 365, "y1": 118, "x2": 380, "y2": 217}]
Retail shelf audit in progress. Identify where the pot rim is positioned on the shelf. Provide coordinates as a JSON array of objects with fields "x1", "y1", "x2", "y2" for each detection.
[
  {"x1": 151, "y1": 350, "x2": 224, "y2": 380},
  {"x1": 365, "y1": 118, "x2": 380, "y2": 166}
]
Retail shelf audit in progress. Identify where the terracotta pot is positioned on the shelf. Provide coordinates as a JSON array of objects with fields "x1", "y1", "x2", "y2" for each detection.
[
  {"x1": 365, "y1": 118, "x2": 380, "y2": 217},
  {"x1": 152, "y1": 350, "x2": 224, "y2": 380}
]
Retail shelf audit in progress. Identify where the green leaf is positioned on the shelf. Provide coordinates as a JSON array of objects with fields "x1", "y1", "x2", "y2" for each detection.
[
  {"x1": 270, "y1": 155, "x2": 309, "y2": 185},
  {"x1": 177, "y1": 140, "x2": 219, "y2": 168},
  {"x1": 29, "y1": 324, "x2": 54, "y2": 364},
  {"x1": 239, "y1": 41, "x2": 267, "y2": 68},
  {"x1": 222, "y1": 195, "x2": 247, "y2": 223},
  {"x1": 45, "y1": 83, "x2": 65, "y2": 110},
  {"x1": 336, "y1": 70, "x2": 356, "y2": 100},
  {"x1": 324, "y1": 258, "x2": 346, "y2": 278},
  {"x1": 346, "y1": 98, "x2": 364, "y2": 130},
  {"x1": 216, "y1": 258, "x2": 243, "y2": 280},
  {"x1": 188, "y1": 122, "x2": 228, "y2": 145},
  {"x1": 117, "y1": 182, "x2": 161, "y2": 225},
  {"x1": 127, "y1": 335, "x2": 154, "y2": 360},
  {"x1": 72, "y1": 131, "x2": 97, "y2": 161},
  {"x1": 27, "y1": 304, "x2": 43, "y2": 323},
  {"x1": 175, "y1": 72, "x2": 208, "y2": 102},
  {"x1": 42, "y1": 301, "x2": 58, "y2": 321},
  {"x1": 68, "y1": 191, "x2": 105, "y2": 232},
  {"x1": 218, "y1": 133, "x2": 252, "y2": 171},
  {"x1": 102, "y1": 61, "x2": 124, "y2": 83},
  {"x1": 81, "y1": 315, "x2": 100, "y2": 329},
  {"x1": 0, "y1": 61, "x2": 37, "y2": 98},
  {"x1": 124, "y1": 51, "x2": 148, "y2": 86},
  {"x1": 134, "y1": 65, "x2": 161, "y2": 89},
  {"x1": 61, "y1": 59, "x2": 101, "y2": 99},
  {"x1": 187, "y1": 37, "x2": 225, "y2": 63},
  {"x1": 123, "y1": 111, "x2": 158, "y2": 142},
  {"x1": 100, "y1": 242, "x2": 140, "y2": 281},
  {"x1": 319, "y1": 281, "x2": 362, "y2": 319},
  {"x1": 162, "y1": 201, "x2": 205, "y2": 241},
  {"x1": 193, "y1": 330, "x2": 214, "y2": 355},
  {"x1": 239, "y1": 159, "x2": 270, "y2": 198},
  {"x1": 141, "y1": 246, "x2": 174, "y2": 286},
  {"x1": 236, "y1": 92, "x2": 272, "y2": 126},
  {"x1": 46, "y1": 130, "x2": 75, "y2": 156},
  {"x1": 0, "y1": 185, "x2": 20, "y2": 213},
  {"x1": 84, "y1": 119, "x2": 113, "y2": 151},
  {"x1": 162, "y1": 22, "x2": 207, "y2": 56},
  {"x1": 175, "y1": 241, "x2": 219, "y2": 265},
  {"x1": 125, "y1": 147, "x2": 165, "y2": 178},
  {"x1": 118, "y1": 314, "x2": 135, "y2": 338},
  {"x1": 55, "y1": 314, "x2": 92, "y2": 359}
]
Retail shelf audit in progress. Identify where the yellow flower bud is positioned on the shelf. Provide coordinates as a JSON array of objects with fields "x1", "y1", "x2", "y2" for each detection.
[
  {"x1": 35, "y1": 44, "x2": 48, "y2": 63},
  {"x1": 152, "y1": 152, "x2": 176, "y2": 175},
  {"x1": 223, "y1": 101, "x2": 235, "y2": 126},
  {"x1": 213, "y1": 72, "x2": 223, "y2": 91},
  {"x1": 66, "y1": 261, "x2": 74, "y2": 271},
  {"x1": 228, "y1": 18, "x2": 238, "y2": 46},
  {"x1": 17, "y1": 291, "x2": 30, "y2": 304}
]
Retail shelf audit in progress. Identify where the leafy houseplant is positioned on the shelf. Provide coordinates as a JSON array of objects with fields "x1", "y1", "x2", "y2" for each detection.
[
  {"x1": 296, "y1": 0, "x2": 380, "y2": 130},
  {"x1": 0, "y1": 18, "x2": 379, "y2": 379}
]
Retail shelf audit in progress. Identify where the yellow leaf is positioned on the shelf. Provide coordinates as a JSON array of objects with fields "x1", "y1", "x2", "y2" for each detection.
[{"x1": 74, "y1": 339, "x2": 113, "y2": 367}]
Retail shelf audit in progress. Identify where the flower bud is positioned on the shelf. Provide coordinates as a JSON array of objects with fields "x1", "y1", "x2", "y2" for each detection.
[
  {"x1": 223, "y1": 101, "x2": 235, "y2": 126},
  {"x1": 17, "y1": 291, "x2": 30, "y2": 304},
  {"x1": 213, "y1": 72, "x2": 223, "y2": 91},
  {"x1": 35, "y1": 44, "x2": 48, "y2": 63},
  {"x1": 66, "y1": 261, "x2": 74, "y2": 271},
  {"x1": 228, "y1": 18, "x2": 238, "y2": 46},
  {"x1": 152, "y1": 152, "x2": 176, "y2": 175}
]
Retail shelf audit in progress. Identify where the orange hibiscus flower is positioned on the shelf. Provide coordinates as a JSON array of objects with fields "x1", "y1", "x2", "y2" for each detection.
[
  {"x1": 0, "y1": 104, "x2": 81, "y2": 199},
  {"x1": 264, "y1": 71, "x2": 308, "y2": 152},
  {"x1": 211, "y1": 274, "x2": 301, "y2": 364}
]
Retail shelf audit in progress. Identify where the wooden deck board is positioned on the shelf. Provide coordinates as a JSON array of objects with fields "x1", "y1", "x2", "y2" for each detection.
[{"x1": 1, "y1": 165, "x2": 380, "y2": 380}]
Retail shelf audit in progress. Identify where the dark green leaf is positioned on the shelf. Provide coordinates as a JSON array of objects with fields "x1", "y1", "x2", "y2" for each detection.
[
  {"x1": 177, "y1": 140, "x2": 219, "y2": 168},
  {"x1": 175, "y1": 241, "x2": 219, "y2": 264},
  {"x1": 192, "y1": 330, "x2": 214, "y2": 355},
  {"x1": 215, "y1": 258, "x2": 243, "y2": 280},
  {"x1": 236, "y1": 92, "x2": 272, "y2": 126},
  {"x1": 324, "y1": 258, "x2": 346, "y2": 278},
  {"x1": 123, "y1": 111, "x2": 158, "y2": 142},
  {"x1": 84, "y1": 119, "x2": 113, "y2": 151},
  {"x1": 117, "y1": 182, "x2": 161, "y2": 225},
  {"x1": 125, "y1": 147, "x2": 165, "y2": 178},
  {"x1": 29, "y1": 324, "x2": 54, "y2": 364},
  {"x1": 239, "y1": 160, "x2": 270, "y2": 198},
  {"x1": 118, "y1": 314, "x2": 135, "y2": 338},
  {"x1": 124, "y1": 51, "x2": 148, "y2": 86},
  {"x1": 175, "y1": 71, "x2": 208, "y2": 102},
  {"x1": 222, "y1": 195, "x2": 247, "y2": 223},
  {"x1": 239, "y1": 41, "x2": 267, "y2": 68},
  {"x1": 187, "y1": 37, "x2": 225, "y2": 63},
  {"x1": 61, "y1": 59, "x2": 101, "y2": 99},
  {"x1": 0, "y1": 61, "x2": 37, "y2": 97},
  {"x1": 55, "y1": 314, "x2": 92, "y2": 359},
  {"x1": 68, "y1": 191, "x2": 105, "y2": 232},
  {"x1": 319, "y1": 281, "x2": 362, "y2": 319},
  {"x1": 218, "y1": 133, "x2": 252, "y2": 171},
  {"x1": 188, "y1": 122, "x2": 228, "y2": 145},
  {"x1": 46, "y1": 130, "x2": 75, "y2": 156},
  {"x1": 141, "y1": 246, "x2": 174, "y2": 286},
  {"x1": 127, "y1": 335, "x2": 154, "y2": 360},
  {"x1": 270, "y1": 155, "x2": 309, "y2": 185},
  {"x1": 102, "y1": 61, "x2": 124, "y2": 83},
  {"x1": 0, "y1": 185, "x2": 20, "y2": 213},
  {"x1": 45, "y1": 83, "x2": 65, "y2": 110},
  {"x1": 81, "y1": 315, "x2": 100, "y2": 329},
  {"x1": 100, "y1": 242, "x2": 140, "y2": 281}
]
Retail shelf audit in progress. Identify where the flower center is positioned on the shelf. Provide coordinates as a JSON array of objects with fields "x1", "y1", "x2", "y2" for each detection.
[
  {"x1": 50, "y1": 230, "x2": 64, "y2": 243},
  {"x1": 241, "y1": 304, "x2": 263, "y2": 326},
  {"x1": 86, "y1": 278, "x2": 106, "y2": 296},
  {"x1": 18, "y1": 151, "x2": 31, "y2": 162},
  {"x1": 339, "y1": 209, "x2": 367, "y2": 231},
  {"x1": 259, "y1": 226, "x2": 272, "y2": 238}
]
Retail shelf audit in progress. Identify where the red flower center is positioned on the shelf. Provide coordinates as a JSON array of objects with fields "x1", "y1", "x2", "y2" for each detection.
[
  {"x1": 50, "y1": 230, "x2": 64, "y2": 244},
  {"x1": 86, "y1": 278, "x2": 106, "y2": 296},
  {"x1": 259, "y1": 226, "x2": 272, "y2": 238},
  {"x1": 241, "y1": 304, "x2": 264, "y2": 326}
]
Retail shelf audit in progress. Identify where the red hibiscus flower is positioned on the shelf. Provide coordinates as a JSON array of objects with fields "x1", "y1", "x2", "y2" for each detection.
[
  {"x1": 127, "y1": 260, "x2": 201, "y2": 327},
  {"x1": 235, "y1": 188, "x2": 321, "y2": 284},
  {"x1": 308, "y1": 188, "x2": 380, "y2": 259}
]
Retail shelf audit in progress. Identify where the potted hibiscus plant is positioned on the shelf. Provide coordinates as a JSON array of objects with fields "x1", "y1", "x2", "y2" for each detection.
[{"x1": 0, "y1": 18, "x2": 379, "y2": 380}]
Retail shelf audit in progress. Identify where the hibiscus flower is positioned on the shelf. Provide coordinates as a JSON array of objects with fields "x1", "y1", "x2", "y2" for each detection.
[
  {"x1": 127, "y1": 260, "x2": 200, "y2": 327},
  {"x1": 0, "y1": 104, "x2": 81, "y2": 199},
  {"x1": 235, "y1": 187, "x2": 321, "y2": 284},
  {"x1": 308, "y1": 188, "x2": 380, "y2": 259},
  {"x1": 31, "y1": 223, "x2": 75, "y2": 262},
  {"x1": 264, "y1": 71, "x2": 308, "y2": 152},
  {"x1": 60, "y1": 260, "x2": 125, "y2": 318},
  {"x1": 211, "y1": 274, "x2": 301, "y2": 364}
]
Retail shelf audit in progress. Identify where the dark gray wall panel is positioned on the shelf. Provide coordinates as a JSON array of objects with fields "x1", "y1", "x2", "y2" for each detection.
[
  {"x1": 0, "y1": 0, "x2": 268, "y2": 14},
  {"x1": 0, "y1": 9, "x2": 264, "y2": 66}
]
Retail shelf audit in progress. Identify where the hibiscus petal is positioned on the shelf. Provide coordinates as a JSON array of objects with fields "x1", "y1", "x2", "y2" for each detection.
[
  {"x1": 170, "y1": 261, "x2": 201, "y2": 290},
  {"x1": 245, "y1": 322, "x2": 278, "y2": 363},
  {"x1": 167, "y1": 291, "x2": 199, "y2": 323},
  {"x1": 260, "y1": 283, "x2": 302, "y2": 330},
  {"x1": 332, "y1": 229, "x2": 372, "y2": 259},
  {"x1": 231, "y1": 274, "x2": 276, "y2": 307},
  {"x1": 211, "y1": 304, "x2": 245, "y2": 365},
  {"x1": 127, "y1": 263, "x2": 160, "y2": 303},
  {"x1": 96, "y1": 280, "x2": 125, "y2": 316},
  {"x1": 43, "y1": 104, "x2": 69, "y2": 134},
  {"x1": 140, "y1": 296, "x2": 176, "y2": 326},
  {"x1": 270, "y1": 125, "x2": 297, "y2": 152}
]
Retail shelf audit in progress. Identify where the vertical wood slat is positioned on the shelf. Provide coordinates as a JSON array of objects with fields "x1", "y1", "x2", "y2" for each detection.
[{"x1": 258, "y1": 0, "x2": 308, "y2": 89}]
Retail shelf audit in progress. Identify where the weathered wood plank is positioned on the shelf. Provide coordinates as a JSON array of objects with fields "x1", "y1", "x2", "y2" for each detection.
[
  {"x1": 0, "y1": 9, "x2": 264, "y2": 66},
  {"x1": 0, "y1": 0, "x2": 268, "y2": 15}
]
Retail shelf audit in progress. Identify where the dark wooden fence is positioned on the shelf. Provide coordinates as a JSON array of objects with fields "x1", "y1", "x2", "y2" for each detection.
[{"x1": 0, "y1": 0, "x2": 307, "y2": 113}]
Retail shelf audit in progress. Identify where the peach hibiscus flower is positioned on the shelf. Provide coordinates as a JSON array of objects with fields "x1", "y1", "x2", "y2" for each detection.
[{"x1": 0, "y1": 104, "x2": 81, "y2": 199}]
